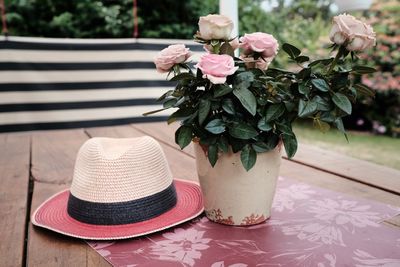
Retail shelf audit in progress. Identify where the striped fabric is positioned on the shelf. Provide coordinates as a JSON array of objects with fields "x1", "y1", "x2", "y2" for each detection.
[{"x1": 0, "y1": 36, "x2": 202, "y2": 132}]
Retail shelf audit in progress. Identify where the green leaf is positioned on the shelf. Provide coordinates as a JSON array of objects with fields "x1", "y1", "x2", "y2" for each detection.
[
  {"x1": 233, "y1": 71, "x2": 254, "y2": 90},
  {"x1": 308, "y1": 58, "x2": 334, "y2": 67},
  {"x1": 265, "y1": 134, "x2": 280, "y2": 150},
  {"x1": 233, "y1": 88, "x2": 257, "y2": 116},
  {"x1": 352, "y1": 65, "x2": 376, "y2": 74},
  {"x1": 354, "y1": 84, "x2": 375, "y2": 97},
  {"x1": 175, "y1": 126, "x2": 192, "y2": 149},
  {"x1": 284, "y1": 101, "x2": 296, "y2": 112},
  {"x1": 265, "y1": 103, "x2": 285, "y2": 122},
  {"x1": 220, "y1": 42, "x2": 235, "y2": 57},
  {"x1": 335, "y1": 118, "x2": 345, "y2": 133},
  {"x1": 298, "y1": 83, "x2": 311, "y2": 95},
  {"x1": 276, "y1": 122, "x2": 293, "y2": 135},
  {"x1": 214, "y1": 84, "x2": 233, "y2": 97},
  {"x1": 257, "y1": 117, "x2": 272, "y2": 131},
  {"x1": 167, "y1": 108, "x2": 194, "y2": 124},
  {"x1": 222, "y1": 99, "x2": 235, "y2": 115},
  {"x1": 311, "y1": 78, "x2": 330, "y2": 92},
  {"x1": 313, "y1": 119, "x2": 330, "y2": 133},
  {"x1": 282, "y1": 43, "x2": 301, "y2": 59},
  {"x1": 205, "y1": 119, "x2": 226, "y2": 134},
  {"x1": 332, "y1": 92, "x2": 352, "y2": 115},
  {"x1": 229, "y1": 123, "x2": 258, "y2": 140},
  {"x1": 320, "y1": 111, "x2": 336, "y2": 123},
  {"x1": 156, "y1": 90, "x2": 174, "y2": 102},
  {"x1": 252, "y1": 142, "x2": 273, "y2": 153},
  {"x1": 298, "y1": 68, "x2": 311, "y2": 80},
  {"x1": 208, "y1": 144, "x2": 218, "y2": 167},
  {"x1": 240, "y1": 145, "x2": 257, "y2": 171},
  {"x1": 298, "y1": 99, "x2": 318, "y2": 118},
  {"x1": 170, "y1": 72, "x2": 194, "y2": 81},
  {"x1": 312, "y1": 95, "x2": 331, "y2": 111},
  {"x1": 163, "y1": 98, "x2": 177, "y2": 108},
  {"x1": 282, "y1": 133, "x2": 298, "y2": 158},
  {"x1": 218, "y1": 136, "x2": 229, "y2": 153},
  {"x1": 295, "y1": 55, "x2": 309, "y2": 63},
  {"x1": 198, "y1": 99, "x2": 211, "y2": 125}
]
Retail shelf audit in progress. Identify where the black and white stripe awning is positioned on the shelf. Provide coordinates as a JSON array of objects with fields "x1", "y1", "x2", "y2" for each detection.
[{"x1": 0, "y1": 36, "x2": 202, "y2": 132}]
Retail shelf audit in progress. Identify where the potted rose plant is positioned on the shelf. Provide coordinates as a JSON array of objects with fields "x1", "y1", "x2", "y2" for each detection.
[{"x1": 147, "y1": 14, "x2": 376, "y2": 226}]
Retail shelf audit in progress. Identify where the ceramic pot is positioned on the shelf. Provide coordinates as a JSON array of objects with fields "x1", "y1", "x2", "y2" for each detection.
[{"x1": 194, "y1": 142, "x2": 282, "y2": 226}]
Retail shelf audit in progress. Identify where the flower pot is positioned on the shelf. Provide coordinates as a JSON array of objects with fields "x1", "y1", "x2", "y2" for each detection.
[
  {"x1": 194, "y1": 142, "x2": 282, "y2": 226},
  {"x1": 334, "y1": 0, "x2": 372, "y2": 12}
]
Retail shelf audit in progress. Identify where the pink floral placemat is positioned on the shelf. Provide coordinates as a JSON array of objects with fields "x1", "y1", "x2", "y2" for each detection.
[{"x1": 88, "y1": 177, "x2": 400, "y2": 267}]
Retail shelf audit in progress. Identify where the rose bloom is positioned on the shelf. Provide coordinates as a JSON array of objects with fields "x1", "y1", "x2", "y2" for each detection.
[
  {"x1": 198, "y1": 14, "x2": 233, "y2": 40},
  {"x1": 154, "y1": 44, "x2": 192, "y2": 73},
  {"x1": 329, "y1": 13, "x2": 376, "y2": 52},
  {"x1": 240, "y1": 32, "x2": 279, "y2": 58},
  {"x1": 196, "y1": 54, "x2": 238, "y2": 84}
]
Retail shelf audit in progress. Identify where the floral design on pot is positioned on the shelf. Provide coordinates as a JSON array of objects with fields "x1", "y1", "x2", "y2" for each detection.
[
  {"x1": 205, "y1": 209, "x2": 235, "y2": 225},
  {"x1": 240, "y1": 214, "x2": 266, "y2": 226}
]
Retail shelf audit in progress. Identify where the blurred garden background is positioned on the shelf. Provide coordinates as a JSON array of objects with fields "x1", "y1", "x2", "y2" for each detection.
[{"x1": 3, "y1": 0, "x2": 399, "y2": 169}]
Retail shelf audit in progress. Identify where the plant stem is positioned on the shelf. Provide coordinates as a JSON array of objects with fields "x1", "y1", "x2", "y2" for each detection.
[
  {"x1": 327, "y1": 46, "x2": 343, "y2": 74},
  {"x1": 173, "y1": 65, "x2": 181, "y2": 76}
]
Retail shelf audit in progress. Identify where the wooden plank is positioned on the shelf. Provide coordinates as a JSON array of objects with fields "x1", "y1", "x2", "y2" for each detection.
[
  {"x1": 86, "y1": 125, "x2": 198, "y2": 182},
  {"x1": 290, "y1": 144, "x2": 400, "y2": 194},
  {"x1": 28, "y1": 129, "x2": 110, "y2": 266},
  {"x1": 0, "y1": 133, "x2": 30, "y2": 267},
  {"x1": 31, "y1": 129, "x2": 89, "y2": 184},
  {"x1": 27, "y1": 182, "x2": 110, "y2": 267},
  {"x1": 131, "y1": 122, "x2": 194, "y2": 156}
]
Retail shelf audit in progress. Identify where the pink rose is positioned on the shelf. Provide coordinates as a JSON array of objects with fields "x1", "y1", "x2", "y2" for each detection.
[
  {"x1": 329, "y1": 14, "x2": 376, "y2": 51},
  {"x1": 240, "y1": 32, "x2": 279, "y2": 58},
  {"x1": 196, "y1": 54, "x2": 238, "y2": 84},
  {"x1": 154, "y1": 44, "x2": 192, "y2": 73},
  {"x1": 198, "y1": 14, "x2": 234, "y2": 40}
]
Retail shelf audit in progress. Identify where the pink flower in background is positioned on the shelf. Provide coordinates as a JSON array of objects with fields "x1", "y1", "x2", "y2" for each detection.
[
  {"x1": 308, "y1": 199, "x2": 381, "y2": 227},
  {"x1": 240, "y1": 32, "x2": 279, "y2": 58},
  {"x1": 329, "y1": 14, "x2": 376, "y2": 51},
  {"x1": 196, "y1": 54, "x2": 238, "y2": 84},
  {"x1": 154, "y1": 44, "x2": 192, "y2": 73},
  {"x1": 149, "y1": 228, "x2": 211, "y2": 266}
]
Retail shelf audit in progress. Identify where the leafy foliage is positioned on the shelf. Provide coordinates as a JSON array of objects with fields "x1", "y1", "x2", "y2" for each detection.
[
  {"x1": 147, "y1": 40, "x2": 374, "y2": 170},
  {"x1": 4, "y1": 0, "x2": 218, "y2": 38}
]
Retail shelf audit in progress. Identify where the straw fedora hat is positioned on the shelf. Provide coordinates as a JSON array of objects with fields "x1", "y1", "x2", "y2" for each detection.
[{"x1": 31, "y1": 136, "x2": 203, "y2": 240}]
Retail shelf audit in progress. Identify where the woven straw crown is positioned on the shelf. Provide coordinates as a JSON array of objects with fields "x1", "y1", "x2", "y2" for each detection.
[{"x1": 70, "y1": 136, "x2": 173, "y2": 203}]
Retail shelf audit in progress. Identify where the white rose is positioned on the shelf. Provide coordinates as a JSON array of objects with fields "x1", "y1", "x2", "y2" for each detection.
[
  {"x1": 198, "y1": 14, "x2": 234, "y2": 40},
  {"x1": 329, "y1": 13, "x2": 376, "y2": 52}
]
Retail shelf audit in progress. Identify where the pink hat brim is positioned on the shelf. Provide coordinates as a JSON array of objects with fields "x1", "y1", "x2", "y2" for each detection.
[{"x1": 31, "y1": 179, "x2": 204, "y2": 240}]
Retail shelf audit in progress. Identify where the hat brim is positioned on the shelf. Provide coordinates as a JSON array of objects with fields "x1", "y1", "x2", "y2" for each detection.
[{"x1": 31, "y1": 179, "x2": 204, "y2": 240}]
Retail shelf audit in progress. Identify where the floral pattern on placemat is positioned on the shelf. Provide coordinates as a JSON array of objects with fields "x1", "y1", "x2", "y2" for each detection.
[{"x1": 88, "y1": 177, "x2": 400, "y2": 267}]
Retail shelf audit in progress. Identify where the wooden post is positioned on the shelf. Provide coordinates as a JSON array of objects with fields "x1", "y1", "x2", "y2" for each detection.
[{"x1": 219, "y1": 0, "x2": 239, "y2": 56}]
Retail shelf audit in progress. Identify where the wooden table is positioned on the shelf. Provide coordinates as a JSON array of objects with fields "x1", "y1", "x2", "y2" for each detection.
[{"x1": 1, "y1": 122, "x2": 399, "y2": 267}]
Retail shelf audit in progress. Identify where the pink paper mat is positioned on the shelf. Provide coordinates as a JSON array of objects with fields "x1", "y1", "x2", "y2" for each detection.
[{"x1": 88, "y1": 177, "x2": 400, "y2": 267}]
